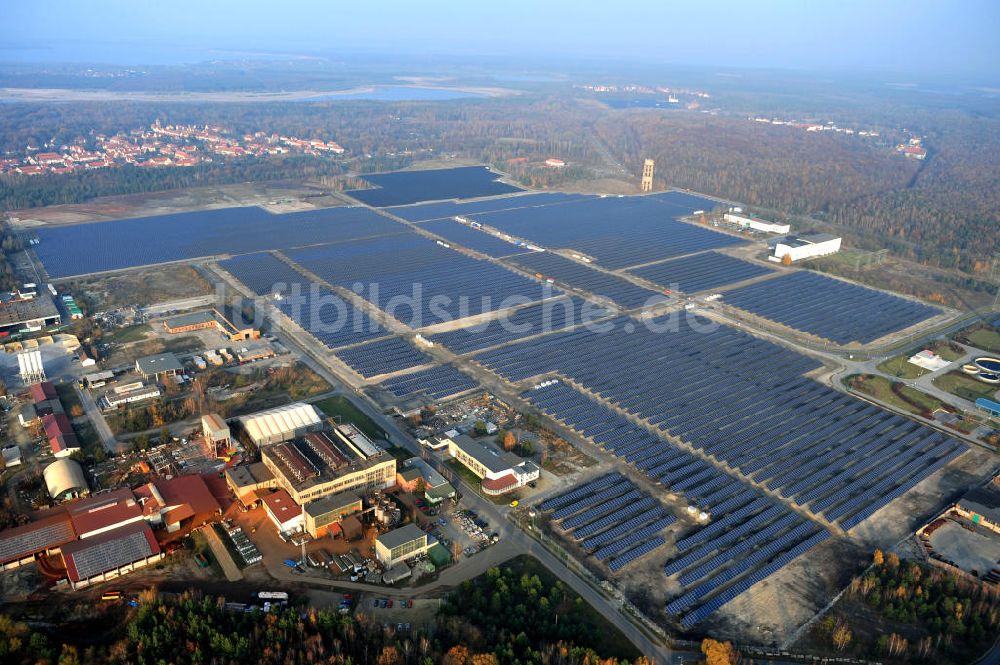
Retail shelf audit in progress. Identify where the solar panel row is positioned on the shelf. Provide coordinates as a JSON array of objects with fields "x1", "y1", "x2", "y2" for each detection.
[
  {"x1": 506, "y1": 251, "x2": 666, "y2": 309},
  {"x1": 378, "y1": 364, "x2": 479, "y2": 400},
  {"x1": 627, "y1": 251, "x2": 775, "y2": 294},
  {"x1": 721, "y1": 271, "x2": 941, "y2": 344}
]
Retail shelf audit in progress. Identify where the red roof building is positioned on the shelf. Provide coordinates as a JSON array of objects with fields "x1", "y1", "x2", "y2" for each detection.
[
  {"x1": 0, "y1": 513, "x2": 76, "y2": 567},
  {"x1": 29, "y1": 381, "x2": 57, "y2": 404},
  {"x1": 61, "y1": 522, "x2": 161, "y2": 589},
  {"x1": 42, "y1": 413, "x2": 80, "y2": 458},
  {"x1": 261, "y1": 489, "x2": 303, "y2": 534},
  {"x1": 65, "y1": 488, "x2": 144, "y2": 539},
  {"x1": 135, "y1": 474, "x2": 221, "y2": 533}
]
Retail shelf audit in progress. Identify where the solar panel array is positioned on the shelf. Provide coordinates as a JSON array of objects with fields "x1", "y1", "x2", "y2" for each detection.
[
  {"x1": 389, "y1": 192, "x2": 596, "y2": 223},
  {"x1": 488, "y1": 313, "x2": 965, "y2": 624},
  {"x1": 540, "y1": 476, "x2": 675, "y2": 571},
  {"x1": 417, "y1": 219, "x2": 527, "y2": 257},
  {"x1": 379, "y1": 364, "x2": 479, "y2": 400},
  {"x1": 347, "y1": 166, "x2": 523, "y2": 207},
  {"x1": 333, "y1": 337, "x2": 430, "y2": 378},
  {"x1": 506, "y1": 252, "x2": 666, "y2": 309},
  {"x1": 721, "y1": 271, "x2": 941, "y2": 344},
  {"x1": 218, "y1": 251, "x2": 310, "y2": 295},
  {"x1": 284, "y1": 233, "x2": 551, "y2": 328},
  {"x1": 64, "y1": 526, "x2": 157, "y2": 581},
  {"x1": 220, "y1": 252, "x2": 391, "y2": 350},
  {"x1": 428, "y1": 297, "x2": 611, "y2": 355},
  {"x1": 469, "y1": 194, "x2": 740, "y2": 269},
  {"x1": 36, "y1": 206, "x2": 402, "y2": 277},
  {"x1": 525, "y1": 380, "x2": 830, "y2": 624},
  {"x1": 627, "y1": 251, "x2": 775, "y2": 294}
]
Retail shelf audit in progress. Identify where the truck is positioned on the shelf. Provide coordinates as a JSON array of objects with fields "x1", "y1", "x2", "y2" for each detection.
[
  {"x1": 258, "y1": 591, "x2": 289, "y2": 602},
  {"x1": 282, "y1": 559, "x2": 300, "y2": 569}
]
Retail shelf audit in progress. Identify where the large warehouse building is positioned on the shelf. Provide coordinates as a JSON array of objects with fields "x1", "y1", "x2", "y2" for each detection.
[
  {"x1": 723, "y1": 212, "x2": 791, "y2": 234},
  {"x1": 239, "y1": 402, "x2": 324, "y2": 447},
  {"x1": 261, "y1": 425, "x2": 396, "y2": 505},
  {"x1": 768, "y1": 233, "x2": 842, "y2": 263},
  {"x1": 60, "y1": 522, "x2": 162, "y2": 590}
]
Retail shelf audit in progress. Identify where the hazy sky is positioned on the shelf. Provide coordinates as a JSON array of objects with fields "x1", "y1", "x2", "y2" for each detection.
[{"x1": 1, "y1": 0, "x2": 997, "y2": 79}]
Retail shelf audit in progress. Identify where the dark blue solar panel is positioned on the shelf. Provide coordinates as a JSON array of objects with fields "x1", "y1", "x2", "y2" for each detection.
[
  {"x1": 36, "y1": 206, "x2": 402, "y2": 278},
  {"x1": 628, "y1": 251, "x2": 774, "y2": 294},
  {"x1": 347, "y1": 166, "x2": 522, "y2": 206},
  {"x1": 722, "y1": 271, "x2": 941, "y2": 344}
]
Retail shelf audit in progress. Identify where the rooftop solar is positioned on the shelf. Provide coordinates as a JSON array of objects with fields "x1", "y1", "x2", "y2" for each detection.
[{"x1": 62, "y1": 523, "x2": 158, "y2": 582}]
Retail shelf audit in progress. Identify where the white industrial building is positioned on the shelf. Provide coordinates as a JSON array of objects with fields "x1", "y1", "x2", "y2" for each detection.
[
  {"x1": 239, "y1": 402, "x2": 324, "y2": 447},
  {"x1": 769, "y1": 233, "x2": 842, "y2": 263},
  {"x1": 724, "y1": 212, "x2": 791, "y2": 235}
]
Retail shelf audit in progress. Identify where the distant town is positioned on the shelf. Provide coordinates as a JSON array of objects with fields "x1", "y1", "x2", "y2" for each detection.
[{"x1": 0, "y1": 121, "x2": 346, "y2": 176}]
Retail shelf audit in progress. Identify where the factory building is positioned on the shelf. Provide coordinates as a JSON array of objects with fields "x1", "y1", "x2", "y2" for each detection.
[
  {"x1": 375, "y1": 523, "x2": 432, "y2": 567},
  {"x1": 65, "y1": 488, "x2": 145, "y2": 539},
  {"x1": 224, "y1": 462, "x2": 277, "y2": 508},
  {"x1": 768, "y1": 233, "x2": 842, "y2": 263},
  {"x1": 397, "y1": 457, "x2": 456, "y2": 505},
  {"x1": 0, "y1": 293, "x2": 61, "y2": 336},
  {"x1": 101, "y1": 383, "x2": 161, "y2": 409},
  {"x1": 135, "y1": 352, "x2": 183, "y2": 381},
  {"x1": 445, "y1": 434, "x2": 540, "y2": 495},
  {"x1": 60, "y1": 522, "x2": 162, "y2": 590},
  {"x1": 303, "y1": 491, "x2": 363, "y2": 538},
  {"x1": 724, "y1": 212, "x2": 791, "y2": 234},
  {"x1": 0, "y1": 513, "x2": 77, "y2": 572},
  {"x1": 202, "y1": 413, "x2": 232, "y2": 458},
  {"x1": 135, "y1": 474, "x2": 221, "y2": 533},
  {"x1": 261, "y1": 425, "x2": 396, "y2": 505},
  {"x1": 953, "y1": 476, "x2": 1000, "y2": 535},
  {"x1": 238, "y1": 402, "x2": 324, "y2": 447},
  {"x1": 261, "y1": 489, "x2": 303, "y2": 535},
  {"x1": 162, "y1": 308, "x2": 260, "y2": 341},
  {"x1": 43, "y1": 458, "x2": 89, "y2": 501}
]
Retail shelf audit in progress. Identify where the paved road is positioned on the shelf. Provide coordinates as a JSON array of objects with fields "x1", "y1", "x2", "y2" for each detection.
[
  {"x1": 76, "y1": 384, "x2": 118, "y2": 453},
  {"x1": 261, "y1": 317, "x2": 674, "y2": 663},
  {"x1": 201, "y1": 526, "x2": 244, "y2": 582}
]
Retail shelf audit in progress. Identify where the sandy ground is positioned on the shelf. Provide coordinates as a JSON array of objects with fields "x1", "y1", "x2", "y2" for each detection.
[
  {"x1": 10, "y1": 181, "x2": 340, "y2": 227},
  {"x1": 928, "y1": 520, "x2": 1000, "y2": 574}
]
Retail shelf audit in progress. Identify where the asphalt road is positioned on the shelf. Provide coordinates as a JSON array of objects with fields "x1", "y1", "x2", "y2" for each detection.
[
  {"x1": 266, "y1": 318, "x2": 676, "y2": 664},
  {"x1": 75, "y1": 383, "x2": 118, "y2": 453}
]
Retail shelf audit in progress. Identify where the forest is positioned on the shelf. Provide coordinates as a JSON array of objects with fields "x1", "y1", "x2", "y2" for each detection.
[
  {"x1": 1, "y1": 76, "x2": 997, "y2": 277},
  {"x1": 807, "y1": 550, "x2": 1000, "y2": 664},
  {"x1": 0, "y1": 559, "x2": 653, "y2": 665}
]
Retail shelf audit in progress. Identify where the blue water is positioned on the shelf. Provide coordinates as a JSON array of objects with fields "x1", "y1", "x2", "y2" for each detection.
[{"x1": 304, "y1": 86, "x2": 486, "y2": 101}]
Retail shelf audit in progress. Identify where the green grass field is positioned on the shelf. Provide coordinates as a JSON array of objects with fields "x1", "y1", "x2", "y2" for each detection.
[
  {"x1": 846, "y1": 374, "x2": 949, "y2": 416},
  {"x1": 314, "y1": 395, "x2": 386, "y2": 440},
  {"x1": 876, "y1": 341, "x2": 965, "y2": 379},
  {"x1": 933, "y1": 371, "x2": 999, "y2": 402}
]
